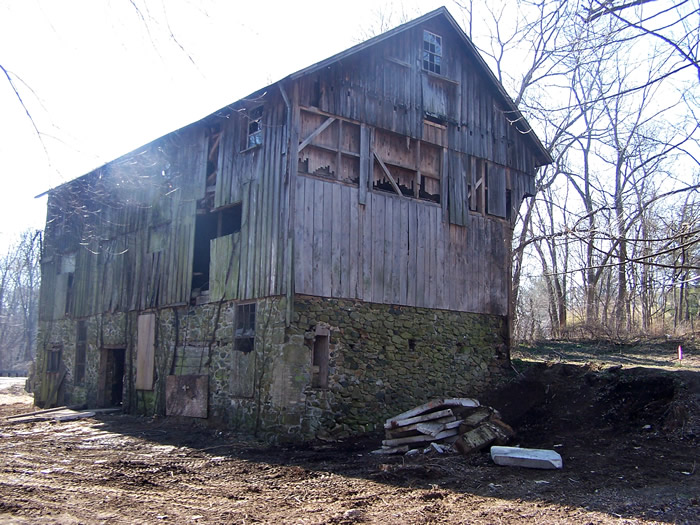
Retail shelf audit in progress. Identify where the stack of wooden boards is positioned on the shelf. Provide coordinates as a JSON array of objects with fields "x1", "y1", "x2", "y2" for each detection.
[{"x1": 374, "y1": 398, "x2": 515, "y2": 455}]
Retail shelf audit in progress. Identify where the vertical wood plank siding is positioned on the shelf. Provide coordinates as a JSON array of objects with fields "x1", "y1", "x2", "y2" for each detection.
[
  {"x1": 40, "y1": 16, "x2": 542, "y2": 321},
  {"x1": 290, "y1": 19, "x2": 540, "y2": 315}
]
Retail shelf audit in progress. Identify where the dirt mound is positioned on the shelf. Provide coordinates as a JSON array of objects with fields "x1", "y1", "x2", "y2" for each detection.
[{"x1": 483, "y1": 362, "x2": 699, "y2": 446}]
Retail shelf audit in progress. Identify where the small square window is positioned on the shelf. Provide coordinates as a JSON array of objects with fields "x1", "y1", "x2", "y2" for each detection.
[
  {"x1": 246, "y1": 106, "x2": 264, "y2": 149},
  {"x1": 423, "y1": 30, "x2": 442, "y2": 75}
]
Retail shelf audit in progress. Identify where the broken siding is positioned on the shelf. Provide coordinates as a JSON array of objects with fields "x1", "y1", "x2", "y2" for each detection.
[
  {"x1": 42, "y1": 127, "x2": 206, "y2": 319},
  {"x1": 212, "y1": 95, "x2": 290, "y2": 300}
]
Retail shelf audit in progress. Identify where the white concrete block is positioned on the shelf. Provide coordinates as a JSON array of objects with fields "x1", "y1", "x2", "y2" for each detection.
[{"x1": 490, "y1": 446, "x2": 563, "y2": 469}]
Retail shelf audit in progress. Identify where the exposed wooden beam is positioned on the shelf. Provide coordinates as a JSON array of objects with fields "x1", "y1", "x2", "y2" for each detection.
[
  {"x1": 373, "y1": 152, "x2": 403, "y2": 198},
  {"x1": 298, "y1": 117, "x2": 336, "y2": 151}
]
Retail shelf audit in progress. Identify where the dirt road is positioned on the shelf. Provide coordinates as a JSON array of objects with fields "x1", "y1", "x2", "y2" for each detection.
[{"x1": 1, "y1": 345, "x2": 698, "y2": 524}]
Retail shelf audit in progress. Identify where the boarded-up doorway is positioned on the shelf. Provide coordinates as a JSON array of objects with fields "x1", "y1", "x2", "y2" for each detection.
[{"x1": 98, "y1": 347, "x2": 126, "y2": 407}]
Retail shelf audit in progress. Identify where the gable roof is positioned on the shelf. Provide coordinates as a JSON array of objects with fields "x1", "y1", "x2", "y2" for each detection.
[
  {"x1": 285, "y1": 6, "x2": 552, "y2": 167},
  {"x1": 41, "y1": 6, "x2": 551, "y2": 198}
]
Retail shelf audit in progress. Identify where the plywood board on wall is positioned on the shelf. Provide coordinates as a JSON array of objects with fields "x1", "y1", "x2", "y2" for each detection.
[
  {"x1": 135, "y1": 313, "x2": 155, "y2": 390},
  {"x1": 165, "y1": 375, "x2": 208, "y2": 418}
]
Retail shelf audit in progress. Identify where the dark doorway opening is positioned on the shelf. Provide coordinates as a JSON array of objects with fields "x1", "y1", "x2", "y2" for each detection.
[
  {"x1": 98, "y1": 348, "x2": 126, "y2": 407},
  {"x1": 191, "y1": 204, "x2": 242, "y2": 293}
]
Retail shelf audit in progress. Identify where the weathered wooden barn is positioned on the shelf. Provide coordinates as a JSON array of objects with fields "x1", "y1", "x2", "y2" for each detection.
[{"x1": 34, "y1": 7, "x2": 551, "y2": 440}]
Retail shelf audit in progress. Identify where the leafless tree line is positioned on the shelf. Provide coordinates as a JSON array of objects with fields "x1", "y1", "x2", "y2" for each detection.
[
  {"x1": 466, "y1": 0, "x2": 700, "y2": 341},
  {"x1": 0, "y1": 231, "x2": 41, "y2": 370}
]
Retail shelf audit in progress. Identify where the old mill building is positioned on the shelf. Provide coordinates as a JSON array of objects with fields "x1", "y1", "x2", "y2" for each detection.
[{"x1": 34, "y1": 7, "x2": 551, "y2": 440}]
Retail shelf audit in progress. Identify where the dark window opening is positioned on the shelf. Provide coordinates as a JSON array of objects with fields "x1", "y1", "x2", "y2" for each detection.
[
  {"x1": 192, "y1": 204, "x2": 242, "y2": 293},
  {"x1": 408, "y1": 339, "x2": 416, "y2": 351},
  {"x1": 98, "y1": 348, "x2": 125, "y2": 407},
  {"x1": 312, "y1": 328, "x2": 330, "y2": 389},
  {"x1": 423, "y1": 30, "x2": 442, "y2": 74},
  {"x1": 75, "y1": 321, "x2": 87, "y2": 385},
  {"x1": 48, "y1": 345, "x2": 62, "y2": 373},
  {"x1": 246, "y1": 106, "x2": 264, "y2": 149},
  {"x1": 65, "y1": 273, "x2": 74, "y2": 316},
  {"x1": 506, "y1": 189, "x2": 512, "y2": 222},
  {"x1": 235, "y1": 303, "x2": 256, "y2": 353}
]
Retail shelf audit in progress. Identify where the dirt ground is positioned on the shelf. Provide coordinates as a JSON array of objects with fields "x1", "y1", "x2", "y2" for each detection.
[{"x1": 1, "y1": 342, "x2": 699, "y2": 524}]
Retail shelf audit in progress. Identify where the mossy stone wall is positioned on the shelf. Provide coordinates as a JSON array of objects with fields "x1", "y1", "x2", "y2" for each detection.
[{"x1": 35, "y1": 295, "x2": 508, "y2": 441}]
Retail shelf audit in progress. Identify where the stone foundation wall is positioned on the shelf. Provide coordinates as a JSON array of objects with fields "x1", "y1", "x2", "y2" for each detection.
[
  {"x1": 288, "y1": 296, "x2": 509, "y2": 440},
  {"x1": 35, "y1": 295, "x2": 508, "y2": 441}
]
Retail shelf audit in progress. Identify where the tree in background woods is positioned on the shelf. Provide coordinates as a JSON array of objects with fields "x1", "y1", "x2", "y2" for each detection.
[
  {"x1": 0, "y1": 230, "x2": 41, "y2": 370},
  {"x1": 464, "y1": 0, "x2": 700, "y2": 341}
]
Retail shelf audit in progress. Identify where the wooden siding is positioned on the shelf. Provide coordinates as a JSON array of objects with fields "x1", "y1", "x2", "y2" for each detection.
[
  {"x1": 295, "y1": 21, "x2": 539, "y2": 176},
  {"x1": 39, "y1": 15, "x2": 543, "y2": 322},
  {"x1": 293, "y1": 175, "x2": 508, "y2": 315}
]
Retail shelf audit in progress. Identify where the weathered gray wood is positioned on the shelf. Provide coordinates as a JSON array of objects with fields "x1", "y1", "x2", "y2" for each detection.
[
  {"x1": 386, "y1": 398, "x2": 479, "y2": 427},
  {"x1": 385, "y1": 414, "x2": 456, "y2": 434},
  {"x1": 371, "y1": 193, "x2": 384, "y2": 303},
  {"x1": 382, "y1": 428, "x2": 459, "y2": 447},
  {"x1": 359, "y1": 124, "x2": 369, "y2": 205},
  {"x1": 312, "y1": 179, "x2": 324, "y2": 295},
  {"x1": 331, "y1": 183, "x2": 342, "y2": 297}
]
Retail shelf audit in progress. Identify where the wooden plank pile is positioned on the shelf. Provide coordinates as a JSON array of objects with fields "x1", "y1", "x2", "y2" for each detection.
[{"x1": 374, "y1": 398, "x2": 515, "y2": 455}]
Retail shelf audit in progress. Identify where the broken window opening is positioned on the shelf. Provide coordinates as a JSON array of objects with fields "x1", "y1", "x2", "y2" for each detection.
[
  {"x1": 372, "y1": 129, "x2": 441, "y2": 203},
  {"x1": 246, "y1": 106, "x2": 264, "y2": 149},
  {"x1": 298, "y1": 110, "x2": 361, "y2": 185},
  {"x1": 48, "y1": 345, "x2": 62, "y2": 373},
  {"x1": 75, "y1": 321, "x2": 87, "y2": 385},
  {"x1": 191, "y1": 204, "x2": 242, "y2": 294},
  {"x1": 235, "y1": 303, "x2": 256, "y2": 353},
  {"x1": 311, "y1": 327, "x2": 330, "y2": 389},
  {"x1": 423, "y1": 30, "x2": 442, "y2": 75}
]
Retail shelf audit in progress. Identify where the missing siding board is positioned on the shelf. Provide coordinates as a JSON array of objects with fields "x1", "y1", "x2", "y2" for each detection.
[
  {"x1": 469, "y1": 157, "x2": 509, "y2": 219},
  {"x1": 75, "y1": 321, "x2": 87, "y2": 385},
  {"x1": 235, "y1": 303, "x2": 255, "y2": 353},
  {"x1": 298, "y1": 110, "x2": 360, "y2": 185},
  {"x1": 372, "y1": 129, "x2": 441, "y2": 203}
]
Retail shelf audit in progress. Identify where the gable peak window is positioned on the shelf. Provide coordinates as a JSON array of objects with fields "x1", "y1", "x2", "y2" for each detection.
[
  {"x1": 423, "y1": 30, "x2": 442, "y2": 74},
  {"x1": 246, "y1": 106, "x2": 264, "y2": 149}
]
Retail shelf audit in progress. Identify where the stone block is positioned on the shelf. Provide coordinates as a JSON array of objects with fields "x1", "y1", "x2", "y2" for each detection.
[{"x1": 490, "y1": 446, "x2": 563, "y2": 469}]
